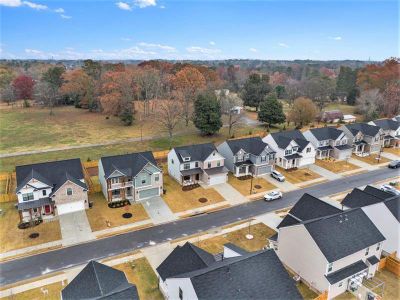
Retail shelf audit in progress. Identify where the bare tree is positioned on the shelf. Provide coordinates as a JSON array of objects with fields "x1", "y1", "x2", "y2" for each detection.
[
  {"x1": 34, "y1": 81, "x2": 57, "y2": 115},
  {"x1": 356, "y1": 89, "x2": 382, "y2": 121},
  {"x1": 157, "y1": 99, "x2": 183, "y2": 147},
  {"x1": 217, "y1": 90, "x2": 243, "y2": 137},
  {"x1": 135, "y1": 67, "x2": 161, "y2": 117}
]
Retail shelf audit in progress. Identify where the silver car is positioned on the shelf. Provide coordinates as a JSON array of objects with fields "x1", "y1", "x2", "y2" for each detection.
[
  {"x1": 264, "y1": 191, "x2": 283, "y2": 201},
  {"x1": 271, "y1": 170, "x2": 285, "y2": 182}
]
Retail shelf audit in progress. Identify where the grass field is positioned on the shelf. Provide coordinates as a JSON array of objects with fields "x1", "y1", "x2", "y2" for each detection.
[
  {"x1": 315, "y1": 159, "x2": 360, "y2": 173},
  {"x1": 352, "y1": 154, "x2": 390, "y2": 165},
  {"x1": 228, "y1": 174, "x2": 276, "y2": 196},
  {"x1": 2, "y1": 282, "x2": 63, "y2": 300},
  {"x1": 275, "y1": 167, "x2": 321, "y2": 184}
]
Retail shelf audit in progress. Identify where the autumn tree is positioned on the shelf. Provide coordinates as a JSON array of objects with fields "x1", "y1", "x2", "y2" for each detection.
[
  {"x1": 156, "y1": 99, "x2": 183, "y2": 147},
  {"x1": 60, "y1": 69, "x2": 95, "y2": 109},
  {"x1": 217, "y1": 90, "x2": 243, "y2": 137},
  {"x1": 193, "y1": 92, "x2": 222, "y2": 135},
  {"x1": 82, "y1": 59, "x2": 102, "y2": 80},
  {"x1": 35, "y1": 81, "x2": 56, "y2": 115},
  {"x1": 41, "y1": 66, "x2": 65, "y2": 109},
  {"x1": 0, "y1": 67, "x2": 15, "y2": 96},
  {"x1": 287, "y1": 97, "x2": 318, "y2": 127},
  {"x1": 241, "y1": 73, "x2": 271, "y2": 110},
  {"x1": 174, "y1": 66, "x2": 206, "y2": 126},
  {"x1": 258, "y1": 93, "x2": 286, "y2": 129},
  {"x1": 356, "y1": 89, "x2": 382, "y2": 121},
  {"x1": 357, "y1": 58, "x2": 399, "y2": 91},
  {"x1": 381, "y1": 83, "x2": 400, "y2": 116},
  {"x1": 12, "y1": 75, "x2": 35, "y2": 100}
]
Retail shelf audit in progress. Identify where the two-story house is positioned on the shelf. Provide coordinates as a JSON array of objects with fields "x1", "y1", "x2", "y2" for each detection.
[
  {"x1": 217, "y1": 137, "x2": 275, "y2": 177},
  {"x1": 342, "y1": 186, "x2": 400, "y2": 259},
  {"x1": 303, "y1": 127, "x2": 352, "y2": 160},
  {"x1": 340, "y1": 123, "x2": 383, "y2": 156},
  {"x1": 168, "y1": 143, "x2": 228, "y2": 186},
  {"x1": 263, "y1": 130, "x2": 316, "y2": 169},
  {"x1": 156, "y1": 242, "x2": 302, "y2": 300},
  {"x1": 15, "y1": 158, "x2": 88, "y2": 223},
  {"x1": 98, "y1": 151, "x2": 163, "y2": 203},
  {"x1": 368, "y1": 118, "x2": 400, "y2": 148},
  {"x1": 275, "y1": 194, "x2": 386, "y2": 299}
]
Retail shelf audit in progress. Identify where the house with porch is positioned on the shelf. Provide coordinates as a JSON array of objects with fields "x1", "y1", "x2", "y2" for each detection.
[
  {"x1": 263, "y1": 130, "x2": 316, "y2": 169},
  {"x1": 368, "y1": 118, "x2": 400, "y2": 148},
  {"x1": 340, "y1": 123, "x2": 383, "y2": 156},
  {"x1": 342, "y1": 186, "x2": 400, "y2": 259},
  {"x1": 217, "y1": 136, "x2": 275, "y2": 177},
  {"x1": 156, "y1": 242, "x2": 302, "y2": 300},
  {"x1": 98, "y1": 151, "x2": 163, "y2": 203},
  {"x1": 303, "y1": 127, "x2": 352, "y2": 160},
  {"x1": 168, "y1": 143, "x2": 228, "y2": 186},
  {"x1": 15, "y1": 158, "x2": 88, "y2": 223},
  {"x1": 275, "y1": 194, "x2": 386, "y2": 300}
]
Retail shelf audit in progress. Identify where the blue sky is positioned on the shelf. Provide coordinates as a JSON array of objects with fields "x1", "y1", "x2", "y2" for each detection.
[{"x1": 0, "y1": 0, "x2": 398, "y2": 60}]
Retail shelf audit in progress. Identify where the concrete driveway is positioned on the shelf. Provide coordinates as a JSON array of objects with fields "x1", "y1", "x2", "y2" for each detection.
[
  {"x1": 59, "y1": 211, "x2": 95, "y2": 247},
  {"x1": 143, "y1": 196, "x2": 177, "y2": 225},
  {"x1": 213, "y1": 183, "x2": 248, "y2": 205}
]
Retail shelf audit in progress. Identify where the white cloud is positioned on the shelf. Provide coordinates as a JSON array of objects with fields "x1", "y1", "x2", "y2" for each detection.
[
  {"x1": 329, "y1": 36, "x2": 342, "y2": 41},
  {"x1": 0, "y1": 0, "x2": 22, "y2": 7},
  {"x1": 249, "y1": 48, "x2": 258, "y2": 52},
  {"x1": 22, "y1": 1, "x2": 47, "y2": 10},
  {"x1": 60, "y1": 14, "x2": 71, "y2": 19},
  {"x1": 159, "y1": 5, "x2": 165, "y2": 9},
  {"x1": 133, "y1": 0, "x2": 156, "y2": 8},
  {"x1": 186, "y1": 46, "x2": 221, "y2": 54},
  {"x1": 121, "y1": 37, "x2": 132, "y2": 41},
  {"x1": 116, "y1": 1, "x2": 132, "y2": 10},
  {"x1": 25, "y1": 48, "x2": 43, "y2": 54},
  {"x1": 138, "y1": 42, "x2": 176, "y2": 52},
  {"x1": 209, "y1": 41, "x2": 216, "y2": 46},
  {"x1": 278, "y1": 43, "x2": 289, "y2": 48},
  {"x1": 54, "y1": 7, "x2": 64, "y2": 13}
]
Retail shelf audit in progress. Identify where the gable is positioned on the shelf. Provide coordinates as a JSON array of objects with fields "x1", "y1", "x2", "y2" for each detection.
[
  {"x1": 108, "y1": 169, "x2": 126, "y2": 178},
  {"x1": 204, "y1": 150, "x2": 224, "y2": 162}
]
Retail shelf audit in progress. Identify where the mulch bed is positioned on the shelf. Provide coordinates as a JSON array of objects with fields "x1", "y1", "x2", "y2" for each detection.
[
  {"x1": 108, "y1": 200, "x2": 131, "y2": 208},
  {"x1": 254, "y1": 185, "x2": 262, "y2": 189},
  {"x1": 29, "y1": 233, "x2": 39, "y2": 239},
  {"x1": 182, "y1": 184, "x2": 200, "y2": 191},
  {"x1": 18, "y1": 219, "x2": 43, "y2": 229},
  {"x1": 122, "y1": 213, "x2": 133, "y2": 219},
  {"x1": 198, "y1": 198, "x2": 208, "y2": 203},
  {"x1": 238, "y1": 175, "x2": 253, "y2": 181}
]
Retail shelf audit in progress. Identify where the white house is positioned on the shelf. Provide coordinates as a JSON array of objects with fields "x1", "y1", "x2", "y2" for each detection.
[
  {"x1": 15, "y1": 158, "x2": 88, "y2": 223},
  {"x1": 368, "y1": 118, "x2": 400, "y2": 148},
  {"x1": 275, "y1": 194, "x2": 386, "y2": 300},
  {"x1": 303, "y1": 127, "x2": 352, "y2": 160},
  {"x1": 156, "y1": 242, "x2": 302, "y2": 300},
  {"x1": 168, "y1": 143, "x2": 228, "y2": 186},
  {"x1": 263, "y1": 130, "x2": 316, "y2": 169}
]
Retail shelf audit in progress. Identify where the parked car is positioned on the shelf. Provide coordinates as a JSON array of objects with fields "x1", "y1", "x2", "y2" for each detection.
[
  {"x1": 271, "y1": 170, "x2": 285, "y2": 182},
  {"x1": 264, "y1": 191, "x2": 283, "y2": 201},
  {"x1": 388, "y1": 160, "x2": 400, "y2": 169},
  {"x1": 380, "y1": 184, "x2": 400, "y2": 196}
]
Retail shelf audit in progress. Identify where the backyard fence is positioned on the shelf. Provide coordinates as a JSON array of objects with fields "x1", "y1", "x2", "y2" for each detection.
[
  {"x1": 0, "y1": 172, "x2": 17, "y2": 203},
  {"x1": 378, "y1": 253, "x2": 400, "y2": 277}
]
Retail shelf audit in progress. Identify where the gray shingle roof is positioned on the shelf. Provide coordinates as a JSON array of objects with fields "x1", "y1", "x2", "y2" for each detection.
[
  {"x1": 270, "y1": 130, "x2": 310, "y2": 151},
  {"x1": 325, "y1": 260, "x2": 368, "y2": 284},
  {"x1": 342, "y1": 188, "x2": 385, "y2": 208},
  {"x1": 309, "y1": 127, "x2": 343, "y2": 141},
  {"x1": 304, "y1": 208, "x2": 386, "y2": 262},
  {"x1": 61, "y1": 261, "x2": 138, "y2": 300},
  {"x1": 223, "y1": 243, "x2": 249, "y2": 255},
  {"x1": 372, "y1": 119, "x2": 400, "y2": 131},
  {"x1": 384, "y1": 198, "x2": 400, "y2": 222},
  {"x1": 367, "y1": 255, "x2": 380, "y2": 265},
  {"x1": 363, "y1": 185, "x2": 394, "y2": 200},
  {"x1": 16, "y1": 158, "x2": 86, "y2": 194},
  {"x1": 17, "y1": 197, "x2": 53, "y2": 210},
  {"x1": 174, "y1": 143, "x2": 218, "y2": 163},
  {"x1": 100, "y1": 151, "x2": 159, "y2": 179},
  {"x1": 156, "y1": 242, "x2": 216, "y2": 281},
  {"x1": 345, "y1": 123, "x2": 381, "y2": 137},
  {"x1": 184, "y1": 250, "x2": 302, "y2": 300},
  {"x1": 226, "y1": 137, "x2": 274, "y2": 156}
]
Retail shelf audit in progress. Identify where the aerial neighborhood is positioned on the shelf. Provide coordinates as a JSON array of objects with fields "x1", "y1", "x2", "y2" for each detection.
[{"x1": 0, "y1": 3, "x2": 399, "y2": 298}]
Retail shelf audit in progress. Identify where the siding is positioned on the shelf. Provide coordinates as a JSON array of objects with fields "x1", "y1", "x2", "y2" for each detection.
[{"x1": 52, "y1": 180, "x2": 89, "y2": 209}]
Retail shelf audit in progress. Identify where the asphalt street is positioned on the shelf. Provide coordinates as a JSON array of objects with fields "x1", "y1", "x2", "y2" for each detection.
[{"x1": 0, "y1": 167, "x2": 398, "y2": 286}]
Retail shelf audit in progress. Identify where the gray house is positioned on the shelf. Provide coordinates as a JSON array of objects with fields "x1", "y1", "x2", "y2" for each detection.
[
  {"x1": 217, "y1": 137, "x2": 275, "y2": 177},
  {"x1": 340, "y1": 123, "x2": 383, "y2": 156},
  {"x1": 303, "y1": 127, "x2": 352, "y2": 160},
  {"x1": 98, "y1": 151, "x2": 163, "y2": 203},
  {"x1": 368, "y1": 118, "x2": 400, "y2": 148}
]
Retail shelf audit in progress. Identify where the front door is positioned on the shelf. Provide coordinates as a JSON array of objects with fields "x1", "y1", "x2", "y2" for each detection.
[
  {"x1": 195, "y1": 174, "x2": 200, "y2": 181},
  {"x1": 44, "y1": 205, "x2": 51, "y2": 214}
]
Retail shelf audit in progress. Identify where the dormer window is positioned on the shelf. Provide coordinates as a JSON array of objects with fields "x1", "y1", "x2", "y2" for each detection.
[{"x1": 183, "y1": 157, "x2": 190, "y2": 162}]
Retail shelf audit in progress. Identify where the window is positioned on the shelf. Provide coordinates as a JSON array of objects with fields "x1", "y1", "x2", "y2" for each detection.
[
  {"x1": 67, "y1": 188, "x2": 73, "y2": 196},
  {"x1": 195, "y1": 162, "x2": 199, "y2": 168},
  {"x1": 111, "y1": 177, "x2": 120, "y2": 184},
  {"x1": 183, "y1": 163, "x2": 190, "y2": 170},
  {"x1": 171, "y1": 159, "x2": 174, "y2": 164},
  {"x1": 183, "y1": 157, "x2": 190, "y2": 162},
  {"x1": 42, "y1": 190, "x2": 47, "y2": 196},
  {"x1": 306, "y1": 147, "x2": 311, "y2": 153},
  {"x1": 141, "y1": 177, "x2": 146, "y2": 184},
  {"x1": 179, "y1": 288, "x2": 183, "y2": 300},
  {"x1": 365, "y1": 247, "x2": 369, "y2": 256},
  {"x1": 23, "y1": 192, "x2": 34, "y2": 201},
  {"x1": 285, "y1": 150, "x2": 292, "y2": 156},
  {"x1": 339, "y1": 282, "x2": 343, "y2": 287},
  {"x1": 208, "y1": 162, "x2": 211, "y2": 168},
  {"x1": 155, "y1": 174, "x2": 159, "y2": 182},
  {"x1": 112, "y1": 189, "x2": 120, "y2": 196},
  {"x1": 33, "y1": 208, "x2": 38, "y2": 213},
  {"x1": 376, "y1": 243, "x2": 381, "y2": 251},
  {"x1": 327, "y1": 263, "x2": 333, "y2": 272},
  {"x1": 261, "y1": 156, "x2": 266, "y2": 162},
  {"x1": 217, "y1": 161, "x2": 221, "y2": 167}
]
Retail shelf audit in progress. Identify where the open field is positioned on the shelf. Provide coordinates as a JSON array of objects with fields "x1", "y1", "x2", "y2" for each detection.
[
  {"x1": 275, "y1": 166, "x2": 321, "y2": 184},
  {"x1": 197, "y1": 223, "x2": 275, "y2": 254},
  {"x1": 86, "y1": 193, "x2": 150, "y2": 232},
  {"x1": 114, "y1": 257, "x2": 163, "y2": 300},
  {"x1": 1, "y1": 282, "x2": 63, "y2": 300},
  {"x1": 315, "y1": 159, "x2": 360, "y2": 173},
  {"x1": 228, "y1": 174, "x2": 276, "y2": 196},
  {"x1": 0, "y1": 202, "x2": 61, "y2": 253},
  {"x1": 352, "y1": 154, "x2": 390, "y2": 165},
  {"x1": 162, "y1": 175, "x2": 225, "y2": 213}
]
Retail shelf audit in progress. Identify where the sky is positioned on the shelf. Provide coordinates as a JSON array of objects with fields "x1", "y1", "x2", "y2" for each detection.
[{"x1": 0, "y1": 0, "x2": 398, "y2": 61}]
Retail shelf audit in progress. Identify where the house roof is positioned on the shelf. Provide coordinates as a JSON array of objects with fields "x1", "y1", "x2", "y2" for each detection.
[
  {"x1": 304, "y1": 208, "x2": 386, "y2": 262},
  {"x1": 372, "y1": 119, "x2": 400, "y2": 131},
  {"x1": 61, "y1": 261, "x2": 138, "y2": 300},
  {"x1": 270, "y1": 130, "x2": 310, "y2": 151},
  {"x1": 179, "y1": 250, "x2": 302, "y2": 300},
  {"x1": 384, "y1": 198, "x2": 400, "y2": 222},
  {"x1": 341, "y1": 188, "x2": 385, "y2": 208},
  {"x1": 277, "y1": 193, "x2": 341, "y2": 229},
  {"x1": 345, "y1": 123, "x2": 381, "y2": 137},
  {"x1": 17, "y1": 197, "x2": 53, "y2": 210},
  {"x1": 223, "y1": 243, "x2": 249, "y2": 255},
  {"x1": 367, "y1": 255, "x2": 380, "y2": 265},
  {"x1": 323, "y1": 110, "x2": 344, "y2": 120},
  {"x1": 363, "y1": 185, "x2": 395, "y2": 200},
  {"x1": 100, "y1": 151, "x2": 159, "y2": 179},
  {"x1": 156, "y1": 242, "x2": 216, "y2": 281},
  {"x1": 174, "y1": 143, "x2": 217, "y2": 163},
  {"x1": 335, "y1": 144, "x2": 352, "y2": 150},
  {"x1": 16, "y1": 158, "x2": 86, "y2": 194},
  {"x1": 309, "y1": 127, "x2": 343, "y2": 141},
  {"x1": 226, "y1": 137, "x2": 274, "y2": 156},
  {"x1": 325, "y1": 260, "x2": 368, "y2": 284}
]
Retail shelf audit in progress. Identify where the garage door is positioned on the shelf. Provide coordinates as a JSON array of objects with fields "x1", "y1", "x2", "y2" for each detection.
[
  {"x1": 257, "y1": 166, "x2": 270, "y2": 176},
  {"x1": 139, "y1": 188, "x2": 160, "y2": 200},
  {"x1": 209, "y1": 174, "x2": 227, "y2": 186},
  {"x1": 57, "y1": 201, "x2": 85, "y2": 215}
]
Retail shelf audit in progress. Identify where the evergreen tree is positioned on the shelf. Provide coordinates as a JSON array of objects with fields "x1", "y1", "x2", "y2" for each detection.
[
  {"x1": 241, "y1": 73, "x2": 271, "y2": 110},
  {"x1": 193, "y1": 92, "x2": 222, "y2": 135},
  {"x1": 258, "y1": 93, "x2": 286, "y2": 128}
]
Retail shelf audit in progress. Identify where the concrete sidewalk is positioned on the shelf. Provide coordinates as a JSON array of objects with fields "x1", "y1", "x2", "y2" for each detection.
[
  {"x1": 0, "y1": 240, "x2": 62, "y2": 260},
  {"x1": 59, "y1": 211, "x2": 95, "y2": 246},
  {"x1": 380, "y1": 151, "x2": 399, "y2": 161},
  {"x1": 93, "y1": 219, "x2": 153, "y2": 238},
  {"x1": 262, "y1": 175, "x2": 297, "y2": 192},
  {"x1": 143, "y1": 196, "x2": 177, "y2": 225},
  {"x1": 308, "y1": 164, "x2": 342, "y2": 180},
  {"x1": 213, "y1": 183, "x2": 249, "y2": 205},
  {"x1": 348, "y1": 157, "x2": 379, "y2": 171}
]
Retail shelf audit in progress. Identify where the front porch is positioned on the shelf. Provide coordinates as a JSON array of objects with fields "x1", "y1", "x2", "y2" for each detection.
[
  {"x1": 108, "y1": 187, "x2": 134, "y2": 203},
  {"x1": 233, "y1": 162, "x2": 253, "y2": 177},
  {"x1": 353, "y1": 141, "x2": 368, "y2": 157},
  {"x1": 316, "y1": 147, "x2": 333, "y2": 159},
  {"x1": 180, "y1": 168, "x2": 202, "y2": 187},
  {"x1": 18, "y1": 198, "x2": 55, "y2": 223}
]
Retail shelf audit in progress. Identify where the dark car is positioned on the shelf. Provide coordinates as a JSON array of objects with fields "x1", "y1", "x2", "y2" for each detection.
[{"x1": 388, "y1": 160, "x2": 400, "y2": 169}]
